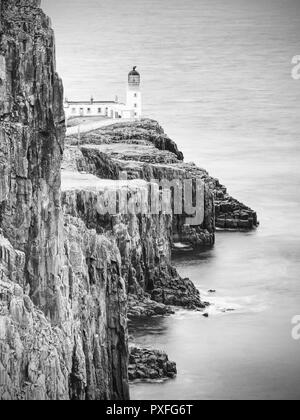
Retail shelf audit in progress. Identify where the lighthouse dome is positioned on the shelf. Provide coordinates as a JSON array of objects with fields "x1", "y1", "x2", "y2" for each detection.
[{"x1": 128, "y1": 66, "x2": 140, "y2": 86}]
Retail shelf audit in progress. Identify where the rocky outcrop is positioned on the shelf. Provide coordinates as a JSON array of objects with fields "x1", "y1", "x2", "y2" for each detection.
[
  {"x1": 64, "y1": 119, "x2": 258, "y2": 249},
  {"x1": 67, "y1": 119, "x2": 184, "y2": 161},
  {"x1": 62, "y1": 116, "x2": 258, "y2": 323},
  {"x1": 127, "y1": 294, "x2": 175, "y2": 318},
  {"x1": 128, "y1": 347, "x2": 177, "y2": 382},
  {"x1": 61, "y1": 172, "x2": 207, "y2": 311},
  {"x1": 215, "y1": 197, "x2": 258, "y2": 230},
  {"x1": 0, "y1": 1, "x2": 129, "y2": 400},
  {"x1": 63, "y1": 150, "x2": 215, "y2": 249}
]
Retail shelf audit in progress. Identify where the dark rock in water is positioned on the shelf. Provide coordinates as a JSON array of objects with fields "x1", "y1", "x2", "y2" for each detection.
[
  {"x1": 150, "y1": 270, "x2": 209, "y2": 310},
  {"x1": 203, "y1": 313, "x2": 209, "y2": 318},
  {"x1": 129, "y1": 347, "x2": 177, "y2": 382},
  {"x1": 208, "y1": 289, "x2": 216, "y2": 293},
  {"x1": 215, "y1": 197, "x2": 258, "y2": 231}
]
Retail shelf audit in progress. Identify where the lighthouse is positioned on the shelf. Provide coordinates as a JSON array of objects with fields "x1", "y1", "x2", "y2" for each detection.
[
  {"x1": 64, "y1": 67, "x2": 143, "y2": 121},
  {"x1": 127, "y1": 66, "x2": 142, "y2": 119}
]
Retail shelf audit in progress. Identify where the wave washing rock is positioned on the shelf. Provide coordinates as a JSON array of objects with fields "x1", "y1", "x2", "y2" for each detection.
[
  {"x1": 128, "y1": 347, "x2": 177, "y2": 382},
  {"x1": 0, "y1": 1, "x2": 128, "y2": 400}
]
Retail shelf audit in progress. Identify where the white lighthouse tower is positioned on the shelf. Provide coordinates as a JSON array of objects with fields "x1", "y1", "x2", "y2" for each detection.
[{"x1": 127, "y1": 66, "x2": 142, "y2": 119}]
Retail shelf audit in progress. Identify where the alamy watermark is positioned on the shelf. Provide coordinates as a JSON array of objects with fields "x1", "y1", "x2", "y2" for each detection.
[
  {"x1": 291, "y1": 315, "x2": 300, "y2": 340},
  {"x1": 94, "y1": 172, "x2": 205, "y2": 226},
  {"x1": 291, "y1": 55, "x2": 300, "y2": 80}
]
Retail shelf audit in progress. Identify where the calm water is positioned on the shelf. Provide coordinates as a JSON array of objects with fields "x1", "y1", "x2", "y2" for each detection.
[{"x1": 43, "y1": 0, "x2": 300, "y2": 400}]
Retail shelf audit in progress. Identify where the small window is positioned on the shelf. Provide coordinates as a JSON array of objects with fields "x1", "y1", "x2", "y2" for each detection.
[
  {"x1": 134, "y1": 104, "x2": 137, "y2": 108},
  {"x1": 98, "y1": 108, "x2": 102, "y2": 113},
  {"x1": 87, "y1": 108, "x2": 91, "y2": 114},
  {"x1": 134, "y1": 112, "x2": 137, "y2": 116},
  {"x1": 72, "y1": 108, "x2": 76, "y2": 114},
  {"x1": 134, "y1": 93, "x2": 137, "y2": 98}
]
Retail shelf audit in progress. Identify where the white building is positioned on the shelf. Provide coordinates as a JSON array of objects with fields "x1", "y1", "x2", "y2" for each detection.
[{"x1": 64, "y1": 67, "x2": 142, "y2": 121}]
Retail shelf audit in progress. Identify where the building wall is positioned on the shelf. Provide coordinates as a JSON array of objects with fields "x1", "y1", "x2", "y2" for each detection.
[
  {"x1": 64, "y1": 103, "x2": 122, "y2": 120},
  {"x1": 126, "y1": 88, "x2": 142, "y2": 119},
  {"x1": 122, "y1": 109, "x2": 134, "y2": 119}
]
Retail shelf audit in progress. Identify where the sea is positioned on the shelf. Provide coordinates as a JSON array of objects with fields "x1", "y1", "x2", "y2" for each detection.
[{"x1": 43, "y1": 0, "x2": 300, "y2": 400}]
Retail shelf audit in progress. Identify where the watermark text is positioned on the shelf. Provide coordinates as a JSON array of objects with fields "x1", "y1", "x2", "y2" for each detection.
[
  {"x1": 291, "y1": 56, "x2": 300, "y2": 80},
  {"x1": 291, "y1": 315, "x2": 300, "y2": 340}
]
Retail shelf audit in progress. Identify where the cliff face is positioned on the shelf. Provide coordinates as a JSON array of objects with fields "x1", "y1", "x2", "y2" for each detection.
[
  {"x1": 63, "y1": 216, "x2": 128, "y2": 400},
  {"x1": 0, "y1": 0, "x2": 65, "y2": 316},
  {"x1": 0, "y1": 1, "x2": 128, "y2": 400},
  {"x1": 0, "y1": 223, "x2": 128, "y2": 400}
]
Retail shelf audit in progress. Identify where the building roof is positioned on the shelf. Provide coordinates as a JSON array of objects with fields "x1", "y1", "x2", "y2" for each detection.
[{"x1": 128, "y1": 66, "x2": 140, "y2": 77}]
